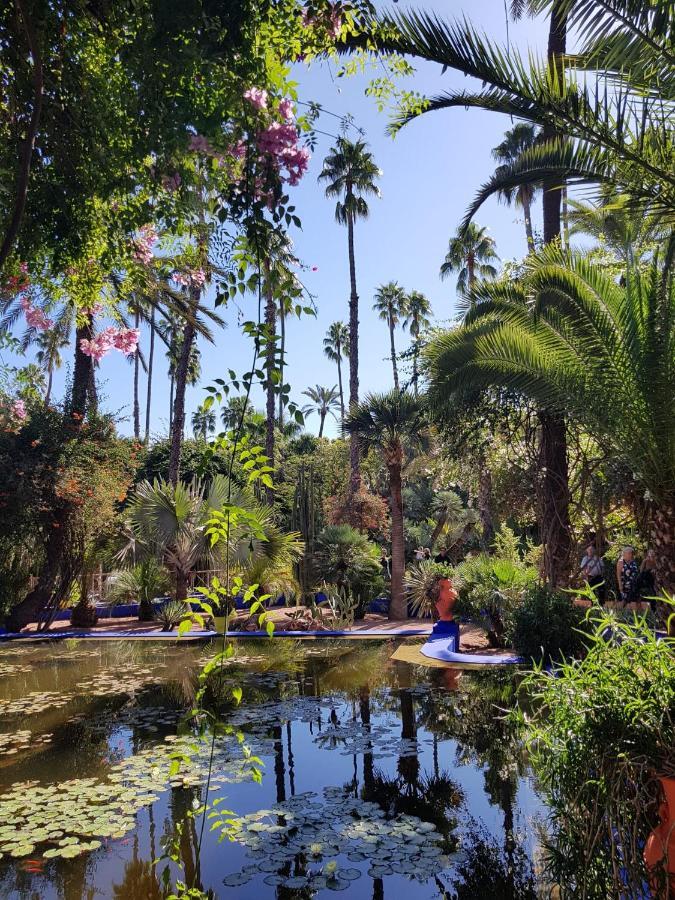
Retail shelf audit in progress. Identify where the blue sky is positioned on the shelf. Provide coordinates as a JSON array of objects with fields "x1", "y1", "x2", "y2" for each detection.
[{"x1": 19, "y1": 1, "x2": 553, "y2": 439}]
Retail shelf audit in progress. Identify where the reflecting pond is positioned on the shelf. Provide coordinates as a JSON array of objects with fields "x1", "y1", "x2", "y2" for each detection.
[{"x1": 0, "y1": 639, "x2": 546, "y2": 898}]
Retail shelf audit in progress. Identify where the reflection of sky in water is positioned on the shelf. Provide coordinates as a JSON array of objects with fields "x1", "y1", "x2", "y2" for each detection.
[{"x1": 0, "y1": 640, "x2": 547, "y2": 898}]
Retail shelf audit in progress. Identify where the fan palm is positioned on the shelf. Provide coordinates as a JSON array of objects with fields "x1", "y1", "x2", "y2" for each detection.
[
  {"x1": 191, "y1": 407, "x2": 216, "y2": 440},
  {"x1": 373, "y1": 282, "x2": 409, "y2": 389},
  {"x1": 318, "y1": 137, "x2": 381, "y2": 492},
  {"x1": 323, "y1": 321, "x2": 350, "y2": 421},
  {"x1": 344, "y1": 391, "x2": 427, "y2": 619},
  {"x1": 440, "y1": 223, "x2": 499, "y2": 301},
  {"x1": 120, "y1": 477, "x2": 304, "y2": 605},
  {"x1": 301, "y1": 385, "x2": 341, "y2": 438},
  {"x1": 404, "y1": 291, "x2": 432, "y2": 395},
  {"x1": 492, "y1": 124, "x2": 540, "y2": 252},
  {"x1": 425, "y1": 244, "x2": 675, "y2": 589}
]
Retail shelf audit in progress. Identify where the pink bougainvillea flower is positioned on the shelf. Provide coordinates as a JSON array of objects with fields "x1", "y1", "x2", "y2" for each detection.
[
  {"x1": 132, "y1": 224, "x2": 158, "y2": 265},
  {"x1": 11, "y1": 399, "x2": 27, "y2": 421},
  {"x1": 20, "y1": 297, "x2": 53, "y2": 331},
  {"x1": 243, "y1": 87, "x2": 268, "y2": 110},
  {"x1": 80, "y1": 326, "x2": 139, "y2": 361},
  {"x1": 279, "y1": 98, "x2": 295, "y2": 121},
  {"x1": 172, "y1": 269, "x2": 206, "y2": 289}
]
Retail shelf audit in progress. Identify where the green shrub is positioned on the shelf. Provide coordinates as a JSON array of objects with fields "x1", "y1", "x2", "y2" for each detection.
[
  {"x1": 518, "y1": 604, "x2": 675, "y2": 898},
  {"x1": 155, "y1": 600, "x2": 191, "y2": 632},
  {"x1": 510, "y1": 585, "x2": 591, "y2": 662},
  {"x1": 453, "y1": 551, "x2": 537, "y2": 647},
  {"x1": 314, "y1": 525, "x2": 384, "y2": 618}
]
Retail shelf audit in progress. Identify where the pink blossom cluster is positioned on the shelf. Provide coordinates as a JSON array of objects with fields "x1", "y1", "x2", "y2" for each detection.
[
  {"x1": 2, "y1": 262, "x2": 30, "y2": 298},
  {"x1": 257, "y1": 122, "x2": 310, "y2": 185},
  {"x1": 188, "y1": 134, "x2": 225, "y2": 164},
  {"x1": 80, "y1": 327, "x2": 140, "y2": 362},
  {"x1": 11, "y1": 399, "x2": 27, "y2": 421},
  {"x1": 278, "y1": 98, "x2": 295, "y2": 121},
  {"x1": 243, "y1": 87, "x2": 268, "y2": 110},
  {"x1": 20, "y1": 297, "x2": 53, "y2": 331},
  {"x1": 172, "y1": 269, "x2": 206, "y2": 289},
  {"x1": 132, "y1": 224, "x2": 158, "y2": 265}
]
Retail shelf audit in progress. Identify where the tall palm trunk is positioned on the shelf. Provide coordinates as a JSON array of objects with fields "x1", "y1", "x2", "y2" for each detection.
[
  {"x1": 168, "y1": 297, "x2": 197, "y2": 486},
  {"x1": 538, "y1": 1, "x2": 572, "y2": 586},
  {"x1": 389, "y1": 314, "x2": 399, "y2": 390},
  {"x1": 521, "y1": 192, "x2": 535, "y2": 253},
  {"x1": 133, "y1": 308, "x2": 140, "y2": 439},
  {"x1": 6, "y1": 321, "x2": 92, "y2": 631},
  {"x1": 412, "y1": 341, "x2": 419, "y2": 397},
  {"x1": 175, "y1": 569, "x2": 190, "y2": 604},
  {"x1": 318, "y1": 411, "x2": 326, "y2": 438},
  {"x1": 650, "y1": 501, "x2": 675, "y2": 594},
  {"x1": 347, "y1": 200, "x2": 361, "y2": 495},
  {"x1": 144, "y1": 307, "x2": 155, "y2": 443},
  {"x1": 169, "y1": 373, "x2": 174, "y2": 433},
  {"x1": 561, "y1": 184, "x2": 569, "y2": 249},
  {"x1": 467, "y1": 252, "x2": 475, "y2": 289},
  {"x1": 45, "y1": 366, "x2": 53, "y2": 405},
  {"x1": 264, "y1": 272, "x2": 277, "y2": 470},
  {"x1": 336, "y1": 352, "x2": 345, "y2": 422},
  {"x1": 277, "y1": 299, "x2": 286, "y2": 426},
  {"x1": 387, "y1": 444, "x2": 406, "y2": 620}
]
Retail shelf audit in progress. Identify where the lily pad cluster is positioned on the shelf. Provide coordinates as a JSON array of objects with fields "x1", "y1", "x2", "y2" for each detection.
[
  {"x1": 0, "y1": 661, "x2": 33, "y2": 677},
  {"x1": 220, "y1": 786, "x2": 450, "y2": 891},
  {"x1": 0, "y1": 691, "x2": 73, "y2": 718},
  {"x1": 0, "y1": 729, "x2": 52, "y2": 758},
  {"x1": 75, "y1": 666, "x2": 160, "y2": 698},
  {"x1": 70, "y1": 704, "x2": 181, "y2": 736}
]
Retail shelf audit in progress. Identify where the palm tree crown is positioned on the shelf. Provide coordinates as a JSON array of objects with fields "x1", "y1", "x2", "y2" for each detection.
[
  {"x1": 491, "y1": 124, "x2": 540, "y2": 251},
  {"x1": 404, "y1": 290, "x2": 433, "y2": 395},
  {"x1": 301, "y1": 384, "x2": 341, "y2": 437},
  {"x1": 440, "y1": 222, "x2": 499, "y2": 299},
  {"x1": 318, "y1": 137, "x2": 381, "y2": 225},
  {"x1": 323, "y1": 321, "x2": 350, "y2": 421},
  {"x1": 373, "y1": 282, "x2": 409, "y2": 390},
  {"x1": 425, "y1": 244, "x2": 675, "y2": 586}
]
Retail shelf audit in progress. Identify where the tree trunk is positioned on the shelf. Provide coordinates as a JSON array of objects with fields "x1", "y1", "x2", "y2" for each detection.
[
  {"x1": 478, "y1": 463, "x2": 496, "y2": 550},
  {"x1": 175, "y1": 569, "x2": 189, "y2": 604},
  {"x1": 144, "y1": 306, "x2": 155, "y2": 443},
  {"x1": 318, "y1": 411, "x2": 326, "y2": 438},
  {"x1": 649, "y1": 501, "x2": 675, "y2": 595},
  {"x1": 169, "y1": 374, "x2": 174, "y2": 433},
  {"x1": 133, "y1": 309, "x2": 140, "y2": 439},
  {"x1": 522, "y1": 193, "x2": 535, "y2": 253},
  {"x1": 412, "y1": 344, "x2": 419, "y2": 397},
  {"x1": 45, "y1": 367, "x2": 53, "y2": 405},
  {"x1": 6, "y1": 329, "x2": 91, "y2": 631},
  {"x1": 389, "y1": 316, "x2": 399, "y2": 390},
  {"x1": 168, "y1": 303, "x2": 197, "y2": 486},
  {"x1": 337, "y1": 352, "x2": 344, "y2": 423},
  {"x1": 538, "y1": 1, "x2": 572, "y2": 587},
  {"x1": 70, "y1": 317, "x2": 94, "y2": 417},
  {"x1": 467, "y1": 253, "x2": 475, "y2": 290},
  {"x1": 538, "y1": 409, "x2": 571, "y2": 585},
  {"x1": 561, "y1": 183, "x2": 569, "y2": 249},
  {"x1": 264, "y1": 275, "x2": 276, "y2": 470},
  {"x1": 347, "y1": 203, "x2": 361, "y2": 495},
  {"x1": 388, "y1": 453, "x2": 407, "y2": 620},
  {"x1": 277, "y1": 299, "x2": 286, "y2": 426}
]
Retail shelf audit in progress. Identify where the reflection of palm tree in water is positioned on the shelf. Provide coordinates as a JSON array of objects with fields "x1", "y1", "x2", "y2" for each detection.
[{"x1": 170, "y1": 786, "x2": 203, "y2": 892}]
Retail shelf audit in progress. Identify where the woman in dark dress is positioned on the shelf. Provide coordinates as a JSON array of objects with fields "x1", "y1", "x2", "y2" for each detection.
[{"x1": 616, "y1": 546, "x2": 639, "y2": 605}]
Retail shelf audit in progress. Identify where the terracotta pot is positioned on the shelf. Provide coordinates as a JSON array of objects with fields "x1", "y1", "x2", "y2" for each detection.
[
  {"x1": 435, "y1": 579, "x2": 458, "y2": 622},
  {"x1": 644, "y1": 776, "x2": 675, "y2": 896}
]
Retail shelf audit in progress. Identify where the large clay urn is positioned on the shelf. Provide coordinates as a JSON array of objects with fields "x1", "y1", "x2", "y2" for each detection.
[
  {"x1": 435, "y1": 578, "x2": 458, "y2": 621},
  {"x1": 644, "y1": 776, "x2": 675, "y2": 896}
]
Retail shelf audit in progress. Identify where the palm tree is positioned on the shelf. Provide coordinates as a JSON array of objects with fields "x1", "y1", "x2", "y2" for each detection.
[
  {"x1": 491, "y1": 124, "x2": 540, "y2": 252},
  {"x1": 323, "y1": 321, "x2": 350, "y2": 421},
  {"x1": 425, "y1": 244, "x2": 675, "y2": 590},
  {"x1": 120, "y1": 477, "x2": 303, "y2": 604},
  {"x1": 144, "y1": 306, "x2": 156, "y2": 443},
  {"x1": 373, "y1": 282, "x2": 408, "y2": 390},
  {"x1": 318, "y1": 137, "x2": 381, "y2": 494},
  {"x1": 301, "y1": 385, "x2": 341, "y2": 438},
  {"x1": 35, "y1": 325, "x2": 69, "y2": 404},
  {"x1": 403, "y1": 291, "x2": 432, "y2": 395},
  {"x1": 344, "y1": 390, "x2": 426, "y2": 620},
  {"x1": 440, "y1": 223, "x2": 499, "y2": 300},
  {"x1": 191, "y1": 407, "x2": 216, "y2": 440},
  {"x1": 377, "y1": 3, "x2": 675, "y2": 225}
]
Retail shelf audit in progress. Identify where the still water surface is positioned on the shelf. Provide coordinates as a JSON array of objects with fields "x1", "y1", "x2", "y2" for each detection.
[{"x1": 0, "y1": 639, "x2": 546, "y2": 898}]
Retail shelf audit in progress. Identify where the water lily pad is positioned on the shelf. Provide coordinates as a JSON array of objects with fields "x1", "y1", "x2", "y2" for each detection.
[{"x1": 222, "y1": 873, "x2": 252, "y2": 887}]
